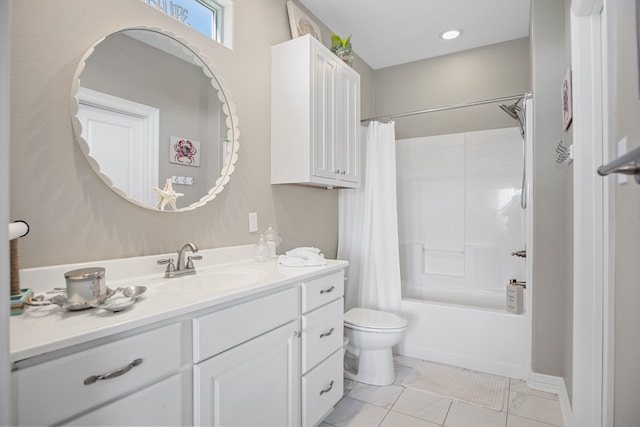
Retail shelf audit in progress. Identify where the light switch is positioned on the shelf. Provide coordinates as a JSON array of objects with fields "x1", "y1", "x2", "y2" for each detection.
[{"x1": 248, "y1": 212, "x2": 258, "y2": 233}]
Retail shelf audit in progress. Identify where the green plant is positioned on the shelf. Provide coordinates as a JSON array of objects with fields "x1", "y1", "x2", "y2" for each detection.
[
  {"x1": 330, "y1": 33, "x2": 352, "y2": 52},
  {"x1": 330, "y1": 33, "x2": 353, "y2": 66}
]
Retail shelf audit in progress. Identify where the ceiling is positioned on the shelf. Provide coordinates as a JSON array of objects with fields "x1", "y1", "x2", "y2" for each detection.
[{"x1": 298, "y1": 0, "x2": 531, "y2": 70}]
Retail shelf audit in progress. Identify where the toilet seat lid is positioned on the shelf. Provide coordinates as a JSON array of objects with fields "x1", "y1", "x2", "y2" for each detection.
[{"x1": 344, "y1": 308, "x2": 407, "y2": 329}]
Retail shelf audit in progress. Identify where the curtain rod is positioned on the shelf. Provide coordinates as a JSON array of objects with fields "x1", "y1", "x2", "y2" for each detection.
[{"x1": 361, "y1": 93, "x2": 531, "y2": 123}]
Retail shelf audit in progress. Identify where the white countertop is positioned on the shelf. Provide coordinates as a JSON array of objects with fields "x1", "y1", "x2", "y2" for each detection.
[{"x1": 10, "y1": 245, "x2": 347, "y2": 363}]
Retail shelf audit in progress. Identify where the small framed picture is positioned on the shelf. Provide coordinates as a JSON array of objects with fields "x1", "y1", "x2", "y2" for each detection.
[
  {"x1": 169, "y1": 136, "x2": 200, "y2": 167},
  {"x1": 286, "y1": 1, "x2": 322, "y2": 43},
  {"x1": 562, "y1": 67, "x2": 573, "y2": 132}
]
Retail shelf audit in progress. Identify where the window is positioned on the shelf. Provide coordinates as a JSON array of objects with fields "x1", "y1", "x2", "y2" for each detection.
[{"x1": 142, "y1": 0, "x2": 234, "y2": 48}]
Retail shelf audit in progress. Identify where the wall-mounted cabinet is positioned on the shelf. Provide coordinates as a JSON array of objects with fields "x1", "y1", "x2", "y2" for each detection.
[{"x1": 271, "y1": 35, "x2": 361, "y2": 189}]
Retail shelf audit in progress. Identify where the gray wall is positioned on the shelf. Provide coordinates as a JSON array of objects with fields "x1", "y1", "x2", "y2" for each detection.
[
  {"x1": 529, "y1": 0, "x2": 573, "y2": 397},
  {"x1": 373, "y1": 38, "x2": 530, "y2": 139},
  {"x1": 9, "y1": 0, "x2": 374, "y2": 268},
  {"x1": 609, "y1": 0, "x2": 640, "y2": 423}
]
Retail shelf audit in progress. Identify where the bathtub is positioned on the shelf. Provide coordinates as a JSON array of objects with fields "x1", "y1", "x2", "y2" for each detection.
[{"x1": 396, "y1": 289, "x2": 531, "y2": 380}]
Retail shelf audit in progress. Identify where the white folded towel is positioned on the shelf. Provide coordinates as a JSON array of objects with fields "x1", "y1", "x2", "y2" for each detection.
[
  {"x1": 278, "y1": 247, "x2": 326, "y2": 267},
  {"x1": 285, "y1": 247, "x2": 321, "y2": 257}
]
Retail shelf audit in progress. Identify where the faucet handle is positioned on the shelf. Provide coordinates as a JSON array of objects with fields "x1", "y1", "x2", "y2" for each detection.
[
  {"x1": 157, "y1": 258, "x2": 176, "y2": 277},
  {"x1": 186, "y1": 255, "x2": 203, "y2": 269}
]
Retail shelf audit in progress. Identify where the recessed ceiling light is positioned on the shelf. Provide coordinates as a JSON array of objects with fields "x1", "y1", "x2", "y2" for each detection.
[{"x1": 440, "y1": 29, "x2": 462, "y2": 40}]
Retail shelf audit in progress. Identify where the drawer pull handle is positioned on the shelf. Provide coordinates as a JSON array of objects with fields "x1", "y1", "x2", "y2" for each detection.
[
  {"x1": 83, "y1": 358, "x2": 143, "y2": 385},
  {"x1": 320, "y1": 286, "x2": 335, "y2": 294},
  {"x1": 319, "y1": 328, "x2": 334, "y2": 338},
  {"x1": 320, "y1": 380, "x2": 334, "y2": 396}
]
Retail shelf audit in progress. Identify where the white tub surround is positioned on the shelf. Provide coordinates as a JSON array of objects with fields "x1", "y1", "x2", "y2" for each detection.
[
  {"x1": 397, "y1": 298, "x2": 530, "y2": 380},
  {"x1": 11, "y1": 245, "x2": 347, "y2": 427}
]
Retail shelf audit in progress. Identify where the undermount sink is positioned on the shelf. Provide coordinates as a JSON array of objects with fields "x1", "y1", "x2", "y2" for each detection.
[{"x1": 155, "y1": 267, "x2": 268, "y2": 293}]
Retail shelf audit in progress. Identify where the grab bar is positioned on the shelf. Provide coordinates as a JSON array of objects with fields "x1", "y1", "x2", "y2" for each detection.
[{"x1": 597, "y1": 144, "x2": 640, "y2": 184}]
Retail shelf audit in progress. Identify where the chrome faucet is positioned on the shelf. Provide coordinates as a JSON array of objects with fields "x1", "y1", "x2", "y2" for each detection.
[{"x1": 157, "y1": 242, "x2": 202, "y2": 278}]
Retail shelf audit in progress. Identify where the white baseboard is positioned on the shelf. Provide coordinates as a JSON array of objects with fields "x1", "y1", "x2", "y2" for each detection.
[{"x1": 528, "y1": 371, "x2": 572, "y2": 427}]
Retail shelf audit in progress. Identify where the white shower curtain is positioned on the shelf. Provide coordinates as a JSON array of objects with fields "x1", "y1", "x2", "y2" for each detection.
[{"x1": 338, "y1": 121, "x2": 402, "y2": 314}]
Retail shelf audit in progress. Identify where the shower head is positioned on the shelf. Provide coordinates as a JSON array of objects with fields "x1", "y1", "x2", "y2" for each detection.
[
  {"x1": 499, "y1": 99, "x2": 523, "y2": 120},
  {"x1": 499, "y1": 97, "x2": 525, "y2": 139}
]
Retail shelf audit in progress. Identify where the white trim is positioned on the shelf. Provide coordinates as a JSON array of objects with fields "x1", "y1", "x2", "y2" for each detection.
[
  {"x1": 600, "y1": 1, "x2": 615, "y2": 425},
  {"x1": 570, "y1": 2, "x2": 607, "y2": 427},
  {"x1": 572, "y1": 0, "x2": 604, "y2": 16},
  {"x1": 217, "y1": 0, "x2": 234, "y2": 49},
  {"x1": 528, "y1": 371, "x2": 572, "y2": 427},
  {"x1": 0, "y1": 0, "x2": 11, "y2": 423},
  {"x1": 524, "y1": 96, "x2": 534, "y2": 380}
]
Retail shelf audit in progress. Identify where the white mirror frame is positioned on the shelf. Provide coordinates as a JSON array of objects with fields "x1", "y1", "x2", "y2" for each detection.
[{"x1": 70, "y1": 26, "x2": 240, "y2": 212}]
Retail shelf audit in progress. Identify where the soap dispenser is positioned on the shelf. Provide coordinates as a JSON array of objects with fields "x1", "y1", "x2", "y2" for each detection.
[
  {"x1": 263, "y1": 225, "x2": 282, "y2": 258},
  {"x1": 506, "y1": 279, "x2": 525, "y2": 314}
]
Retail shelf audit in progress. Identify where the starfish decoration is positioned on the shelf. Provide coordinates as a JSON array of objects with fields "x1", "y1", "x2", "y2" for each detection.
[{"x1": 152, "y1": 178, "x2": 184, "y2": 211}]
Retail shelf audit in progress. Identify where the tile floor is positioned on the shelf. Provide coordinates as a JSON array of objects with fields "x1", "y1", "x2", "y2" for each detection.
[{"x1": 320, "y1": 355, "x2": 563, "y2": 427}]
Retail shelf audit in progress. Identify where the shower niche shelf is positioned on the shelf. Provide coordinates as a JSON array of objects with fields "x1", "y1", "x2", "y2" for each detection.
[{"x1": 271, "y1": 34, "x2": 361, "y2": 189}]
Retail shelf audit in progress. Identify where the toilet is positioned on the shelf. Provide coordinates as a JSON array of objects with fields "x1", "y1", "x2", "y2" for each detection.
[{"x1": 343, "y1": 307, "x2": 408, "y2": 386}]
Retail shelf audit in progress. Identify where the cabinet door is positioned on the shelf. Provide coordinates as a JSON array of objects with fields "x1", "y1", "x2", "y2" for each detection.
[
  {"x1": 311, "y1": 44, "x2": 337, "y2": 181},
  {"x1": 66, "y1": 372, "x2": 189, "y2": 426},
  {"x1": 335, "y1": 66, "x2": 361, "y2": 185},
  {"x1": 195, "y1": 320, "x2": 301, "y2": 426}
]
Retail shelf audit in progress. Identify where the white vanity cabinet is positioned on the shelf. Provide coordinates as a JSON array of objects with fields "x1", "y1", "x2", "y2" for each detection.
[
  {"x1": 11, "y1": 252, "x2": 348, "y2": 427},
  {"x1": 12, "y1": 323, "x2": 188, "y2": 426},
  {"x1": 193, "y1": 287, "x2": 301, "y2": 426},
  {"x1": 300, "y1": 271, "x2": 345, "y2": 426},
  {"x1": 271, "y1": 34, "x2": 361, "y2": 189}
]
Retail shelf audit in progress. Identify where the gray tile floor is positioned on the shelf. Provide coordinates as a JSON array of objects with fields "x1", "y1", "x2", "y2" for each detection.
[{"x1": 320, "y1": 355, "x2": 563, "y2": 427}]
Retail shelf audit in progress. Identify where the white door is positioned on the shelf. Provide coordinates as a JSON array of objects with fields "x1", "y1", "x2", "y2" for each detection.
[
  {"x1": 76, "y1": 88, "x2": 159, "y2": 207},
  {"x1": 311, "y1": 45, "x2": 336, "y2": 181},
  {"x1": 194, "y1": 320, "x2": 300, "y2": 427}
]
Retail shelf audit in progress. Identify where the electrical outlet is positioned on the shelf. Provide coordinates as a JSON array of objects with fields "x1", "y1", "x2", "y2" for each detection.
[{"x1": 248, "y1": 212, "x2": 258, "y2": 233}]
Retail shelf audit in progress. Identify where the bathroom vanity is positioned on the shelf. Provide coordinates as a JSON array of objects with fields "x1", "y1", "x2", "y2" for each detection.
[{"x1": 10, "y1": 245, "x2": 346, "y2": 426}]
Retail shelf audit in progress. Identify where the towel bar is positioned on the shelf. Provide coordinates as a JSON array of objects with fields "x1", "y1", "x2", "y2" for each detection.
[{"x1": 597, "y1": 144, "x2": 640, "y2": 184}]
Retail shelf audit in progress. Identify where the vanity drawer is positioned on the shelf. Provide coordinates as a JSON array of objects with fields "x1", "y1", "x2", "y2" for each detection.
[
  {"x1": 302, "y1": 298, "x2": 344, "y2": 373},
  {"x1": 301, "y1": 270, "x2": 344, "y2": 313},
  {"x1": 302, "y1": 348, "x2": 344, "y2": 427},
  {"x1": 14, "y1": 323, "x2": 182, "y2": 426},
  {"x1": 193, "y1": 286, "x2": 299, "y2": 362}
]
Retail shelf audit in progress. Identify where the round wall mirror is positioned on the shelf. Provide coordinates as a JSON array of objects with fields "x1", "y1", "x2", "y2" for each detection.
[{"x1": 71, "y1": 27, "x2": 239, "y2": 212}]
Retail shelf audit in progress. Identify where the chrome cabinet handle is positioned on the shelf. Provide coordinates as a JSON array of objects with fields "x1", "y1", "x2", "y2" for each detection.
[
  {"x1": 320, "y1": 286, "x2": 335, "y2": 294},
  {"x1": 84, "y1": 358, "x2": 143, "y2": 385},
  {"x1": 319, "y1": 328, "x2": 334, "y2": 338},
  {"x1": 320, "y1": 380, "x2": 334, "y2": 396}
]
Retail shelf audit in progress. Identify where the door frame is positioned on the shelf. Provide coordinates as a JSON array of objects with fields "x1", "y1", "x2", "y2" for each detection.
[
  {"x1": 77, "y1": 87, "x2": 160, "y2": 206},
  {"x1": 570, "y1": 0, "x2": 612, "y2": 426},
  {"x1": 0, "y1": 0, "x2": 11, "y2": 423}
]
